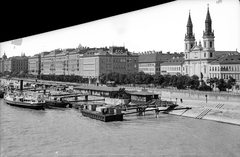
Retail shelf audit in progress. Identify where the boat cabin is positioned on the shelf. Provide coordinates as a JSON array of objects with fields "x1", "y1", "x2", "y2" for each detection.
[{"x1": 129, "y1": 90, "x2": 159, "y2": 104}]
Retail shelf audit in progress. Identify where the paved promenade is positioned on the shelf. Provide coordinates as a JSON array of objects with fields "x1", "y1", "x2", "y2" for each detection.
[{"x1": 165, "y1": 97, "x2": 240, "y2": 126}]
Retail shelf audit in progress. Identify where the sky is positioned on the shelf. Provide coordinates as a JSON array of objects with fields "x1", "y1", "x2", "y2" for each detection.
[{"x1": 0, "y1": 0, "x2": 239, "y2": 58}]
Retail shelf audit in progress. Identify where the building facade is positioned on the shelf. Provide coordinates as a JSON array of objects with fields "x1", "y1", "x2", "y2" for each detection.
[
  {"x1": 209, "y1": 54, "x2": 240, "y2": 83},
  {"x1": 0, "y1": 53, "x2": 8, "y2": 73},
  {"x1": 38, "y1": 46, "x2": 139, "y2": 79},
  {"x1": 1, "y1": 54, "x2": 28, "y2": 74},
  {"x1": 80, "y1": 47, "x2": 139, "y2": 78},
  {"x1": 161, "y1": 57, "x2": 185, "y2": 75},
  {"x1": 139, "y1": 51, "x2": 183, "y2": 75},
  {"x1": 28, "y1": 54, "x2": 41, "y2": 76}
]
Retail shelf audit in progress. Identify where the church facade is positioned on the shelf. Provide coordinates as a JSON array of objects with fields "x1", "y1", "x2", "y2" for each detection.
[{"x1": 183, "y1": 6, "x2": 216, "y2": 81}]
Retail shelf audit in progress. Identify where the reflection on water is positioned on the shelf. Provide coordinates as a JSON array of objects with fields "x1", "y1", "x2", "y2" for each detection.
[{"x1": 1, "y1": 99, "x2": 240, "y2": 156}]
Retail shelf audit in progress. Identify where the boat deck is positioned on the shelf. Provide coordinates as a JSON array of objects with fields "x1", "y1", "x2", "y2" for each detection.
[{"x1": 81, "y1": 109, "x2": 123, "y2": 122}]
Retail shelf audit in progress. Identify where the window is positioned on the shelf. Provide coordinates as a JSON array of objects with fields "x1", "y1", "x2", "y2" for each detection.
[
  {"x1": 186, "y1": 54, "x2": 187, "y2": 59},
  {"x1": 185, "y1": 43, "x2": 187, "y2": 50},
  {"x1": 204, "y1": 41, "x2": 206, "y2": 48},
  {"x1": 204, "y1": 53, "x2": 206, "y2": 57},
  {"x1": 210, "y1": 41, "x2": 212, "y2": 48},
  {"x1": 210, "y1": 52, "x2": 213, "y2": 57}
]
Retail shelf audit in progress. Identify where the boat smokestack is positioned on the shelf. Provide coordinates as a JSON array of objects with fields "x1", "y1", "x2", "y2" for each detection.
[{"x1": 20, "y1": 80, "x2": 23, "y2": 91}]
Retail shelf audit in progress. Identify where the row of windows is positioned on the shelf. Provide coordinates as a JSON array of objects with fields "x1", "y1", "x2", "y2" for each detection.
[
  {"x1": 161, "y1": 66, "x2": 181, "y2": 71},
  {"x1": 209, "y1": 65, "x2": 240, "y2": 71},
  {"x1": 186, "y1": 52, "x2": 213, "y2": 59},
  {"x1": 139, "y1": 68, "x2": 155, "y2": 71},
  {"x1": 210, "y1": 73, "x2": 240, "y2": 80},
  {"x1": 185, "y1": 41, "x2": 214, "y2": 50},
  {"x1": 139, "y1": 63, "x2": 155, "y2": 67}
]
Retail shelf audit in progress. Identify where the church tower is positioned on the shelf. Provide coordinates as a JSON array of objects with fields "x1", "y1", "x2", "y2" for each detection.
[
  {"x1": 2, "y1": 53, "x2": 7, "y2": 60},
  {"x1": 184, "y1": 11, "x2": 196, "y2": 53},
  {"x1": 203, "y1": 5, "x2": 215, "y2": 58}
]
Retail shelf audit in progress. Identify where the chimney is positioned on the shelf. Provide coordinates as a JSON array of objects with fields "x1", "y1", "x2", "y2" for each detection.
[{"x1": 20, "y1": 80, "x2": 23, "y2": 91}]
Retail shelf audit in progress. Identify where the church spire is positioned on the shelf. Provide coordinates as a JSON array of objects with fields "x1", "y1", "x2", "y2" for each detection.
[
  {"x1": 185, "y1": 10, "x2": 195, "y2": 41},
  {"x1": 203, "y1": 4, "x2": 214, "y2": 37},
  {"x1": 187, "y1": 10, "x2": 193, "y2": 27}
]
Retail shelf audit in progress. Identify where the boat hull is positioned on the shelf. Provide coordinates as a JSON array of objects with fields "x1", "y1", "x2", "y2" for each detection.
[
  {"x1": 45, "y1": 100, "x2": 71, "y2": 109},
  {"x1": 4, "y1": 99, "x2": 45, "y2": 110},
  {"x1": 81, "y1": 109, "x2": 123, "y2": 122}
]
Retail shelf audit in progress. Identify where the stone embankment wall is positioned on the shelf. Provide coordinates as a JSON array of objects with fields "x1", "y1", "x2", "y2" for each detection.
[{"x1": 122, "y1": 86, "x2": 240, "y2": 102}]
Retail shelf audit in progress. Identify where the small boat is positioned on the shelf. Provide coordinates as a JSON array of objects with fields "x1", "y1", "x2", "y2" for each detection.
[
  {"x1": 80, "y1": 104, "x2": 123, "y2": 122},
  {"x1": 45, "y1": 96, "x2": 72, "y2": 109},
  {"x1": 4, "y1": 92, "x2": 46, "y2": 110}
]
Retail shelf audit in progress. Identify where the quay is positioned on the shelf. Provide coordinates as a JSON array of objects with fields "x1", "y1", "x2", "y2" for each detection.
[{"x1": 1, "y1": 77, "x2": 240, "y2": 125}]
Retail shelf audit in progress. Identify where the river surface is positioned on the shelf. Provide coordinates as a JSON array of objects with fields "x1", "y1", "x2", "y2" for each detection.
[{"x1": 1, "y1": 99, "x2": 240, "y2": 157}]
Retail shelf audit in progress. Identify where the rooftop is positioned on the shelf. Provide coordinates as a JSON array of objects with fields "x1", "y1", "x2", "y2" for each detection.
[
  {"x1": 160, "y1": 57, "x2": 185, "y2": 66},
  {"x1": 139, "y1": 52, "x2": 184, "y2": 63},
  {"x1": 74, "y1": 85, "x2": 120, "y2": 92},
  {"x1": 129, "y1": 91, "x2": 158, "y2": 96},
  {"x1": 211, "y1": 54, "x2": 240, "y2": 64}
]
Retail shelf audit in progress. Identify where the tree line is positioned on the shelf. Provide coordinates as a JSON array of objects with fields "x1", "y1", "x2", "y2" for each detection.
[
  {"x1": 99, "y1": 72, "x2": 237, "y2": 92},
  {"x1": 0, "y1": 71, "x2": 237, "y2": 92}
]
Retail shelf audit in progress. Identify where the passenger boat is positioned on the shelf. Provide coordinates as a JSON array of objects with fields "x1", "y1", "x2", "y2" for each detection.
[
  {"x1": 4, "y1": 92, "x2": 46, "y2": 110},
  {"x1": 80, "y1": 104, "x2": 123, "y2": 122}
]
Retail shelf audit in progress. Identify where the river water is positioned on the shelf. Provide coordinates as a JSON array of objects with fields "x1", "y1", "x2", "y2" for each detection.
[{"x1": 1, "y1": 99, "x2": 240, "y2": 157}]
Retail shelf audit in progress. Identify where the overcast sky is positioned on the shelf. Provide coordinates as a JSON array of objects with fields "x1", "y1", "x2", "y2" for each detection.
[{"x1": 1, "y1": 0, "x2": 239, "y2": 57}]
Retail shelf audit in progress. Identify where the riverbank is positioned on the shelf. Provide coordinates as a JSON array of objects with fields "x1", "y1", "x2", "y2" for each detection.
[
  {"x1": 161, "y1": 98, "x2": 240, "y2": 126},
  {"x1": 1, "y1": 77, "x2": 240, "y2": 126}
]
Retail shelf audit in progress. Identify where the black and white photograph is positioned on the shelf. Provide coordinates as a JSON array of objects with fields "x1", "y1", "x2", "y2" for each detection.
[{"x1": 1, "y1": 0, "x2": 240, "y2": 156}]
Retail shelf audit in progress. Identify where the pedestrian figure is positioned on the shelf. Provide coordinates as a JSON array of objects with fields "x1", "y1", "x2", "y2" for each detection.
[{"x1": 180, "y1": 98, "x2": 183, "y2": 103}]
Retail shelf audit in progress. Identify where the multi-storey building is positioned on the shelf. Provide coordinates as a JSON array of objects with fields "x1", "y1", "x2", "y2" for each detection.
[
  {"x1": 1, "y1": 53, "x2": 28, "y2": 74},
  {"x1": 28, "y1": 54, "x2": 41, "y2": 76},
  {"x1": 160, "y1": 57, "x2": 185, "y2": 75},
  {"x1": 80, "y1": 46, "x2": 139, "y2": 78},
  {"x1": 0, "y1": 53, "x2": 8, "y2": 73},
  {"x1": 39, "y1": 46, "x2": 138, "y2": 79},
  {"x1": 41, "y1": 51, "x2": 56, "y2": 75},
  {"x1": 138, "y1": 51, "x2": 183, "y2": 75},
  {"x1": 0, "y1": 58, "x2": 3, "y2": 73},
  {"x1": 209, "y1": 54, "x2": 240, "y2": 83}
]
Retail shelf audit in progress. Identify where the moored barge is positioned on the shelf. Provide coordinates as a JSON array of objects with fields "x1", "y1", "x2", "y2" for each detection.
[{"x1": 80, "y1": 104, "x2": 123, "y2": 122}]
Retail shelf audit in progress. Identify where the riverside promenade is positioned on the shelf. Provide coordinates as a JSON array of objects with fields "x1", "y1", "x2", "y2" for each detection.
[{"x1": 121, "y1": 86, "x2": 240, "y2": 126}]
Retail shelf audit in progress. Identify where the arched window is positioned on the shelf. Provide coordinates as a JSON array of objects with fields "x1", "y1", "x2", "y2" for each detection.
[{"x1": 210, "y1": 41, "x2": 212, "y2": 48}]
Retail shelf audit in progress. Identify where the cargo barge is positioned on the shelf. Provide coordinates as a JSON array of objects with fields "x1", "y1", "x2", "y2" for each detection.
[{"x1": 80, "y1": 104, "x2": 123, "y2": 122}]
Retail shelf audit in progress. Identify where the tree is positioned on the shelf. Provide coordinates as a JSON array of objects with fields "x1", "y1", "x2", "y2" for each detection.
[
  {"x1": 198, "y1": 81, "x2": 212, "y2": 91},
  {"x1": 134, "y1": 73, "x2": 142, "y2": 84},
  {"x1": 217, "y1": 78, "x2": 228, "y2": 91},
  {"x1": 153, "y1": 74, "x2": 164, "y2": 86},
  {"x1": 207, "y1": 78, "x2": 215, "y2": 88},
  {"x1": 190, "y1": 75, "x2": 200, "y2": 90},
  {"x1": 170, "y1": 75, "x2": 178, "y2": 87},
  {"x1": 227, "y1": 76, "x2": 236, "y2": 90},
  {"x1": 163, "y1": 74, "x2": 171, "y2": 87},
  {"x1": 119, "y1": 74, "x2": 126, "y2": 85},
  {"x1": 176, "y1": 75, "x2": 191, "y2": 89}
]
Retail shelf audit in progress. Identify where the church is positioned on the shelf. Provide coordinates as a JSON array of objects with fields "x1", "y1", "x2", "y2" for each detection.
[{"x1": 182, "y1": 5, "x2": 238, "y2": 81}]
